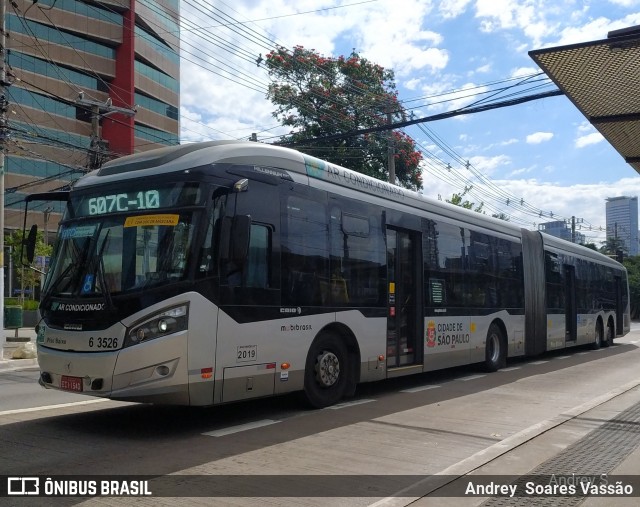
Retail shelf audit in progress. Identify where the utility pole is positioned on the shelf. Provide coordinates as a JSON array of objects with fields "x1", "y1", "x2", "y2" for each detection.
[
  {"x1": 570, "y1": 216, "x2": 584, "y2": 243},
  {"x1": 76, "y1": 94, "x2": 136, "y2": 169},
  {"x1": 387, "y1": 101, "x2": 395, "y2": 184},
  {"x1": 1, "y1": 0, "x2": 8, "y2": 346}
]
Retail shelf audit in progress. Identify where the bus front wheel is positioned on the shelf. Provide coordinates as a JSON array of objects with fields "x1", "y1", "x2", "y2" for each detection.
[
  {"x1": 484, "y1": 323, "x2": 506, "y2": 372},
  {"x1": 304, "y1": 332, "x2": 348, "y2": 408}
]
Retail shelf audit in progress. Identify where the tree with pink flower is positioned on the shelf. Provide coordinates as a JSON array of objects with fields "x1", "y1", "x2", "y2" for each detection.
[{"x1": 265, "y1": 46, "x2": 423, "y2": 190}]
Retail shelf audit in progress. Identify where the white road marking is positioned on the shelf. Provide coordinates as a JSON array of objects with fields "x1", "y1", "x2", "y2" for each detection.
[
  {"x1": 325, "y1": 399, "x2": 376, "y2": 410},
  {"x1": 0, "y1": 398, "x2": 110, "y2": 416},
  {"x1": 400, "y1": 385, "x2": 440, "y2": 393},
  {"x1": 530, "y1": 360, "x2": 549, "y2": 365},
  {"x1": 555, "y1": 356, "x2": 571, "y2": 360},
  {"x1": 459, "y1": 374, "x2": 486, "y2": 381},
  {"x1": 500, "y1": 367, "x2": 521, "y2": 372},
  {"x1": 202, "y1": 419, "x2": 280, "y2": 437}
]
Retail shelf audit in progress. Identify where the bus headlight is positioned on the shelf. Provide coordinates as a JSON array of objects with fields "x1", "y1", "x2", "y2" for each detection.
[{"x1": 125, "y1": 304, "x2": 189, "y2": 347}]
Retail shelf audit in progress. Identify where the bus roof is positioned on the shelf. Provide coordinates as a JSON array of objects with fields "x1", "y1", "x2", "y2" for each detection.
[{"x1": 92, "y1": 141, "x2": 621, "y2": 269}]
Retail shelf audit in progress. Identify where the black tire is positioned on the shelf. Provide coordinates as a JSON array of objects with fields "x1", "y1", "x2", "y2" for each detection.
[
  {"x1": 303, "y1": 332, "x2": 348, "y2": 409},
  {"x1": 592, "y1": 322, "x2": 603, "y2": 350},
  {"x1": 484, "y1": 323, "x2": 506, "y2": 372},
  {"x1": 603, "y1": 322, "x2": 614, "y2": 348}
]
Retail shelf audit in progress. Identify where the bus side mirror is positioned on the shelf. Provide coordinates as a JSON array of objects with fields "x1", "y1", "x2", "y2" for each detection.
[{"x1": 23, "y1": 224, "x2": 38, "y2": 265}]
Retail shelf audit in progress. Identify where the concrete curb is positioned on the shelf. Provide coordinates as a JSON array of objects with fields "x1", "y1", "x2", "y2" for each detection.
[{"x1": 0, "y1": 358, "x2": 39, "y2": 371}]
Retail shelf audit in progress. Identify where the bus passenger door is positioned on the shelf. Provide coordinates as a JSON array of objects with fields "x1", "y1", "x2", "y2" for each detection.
[
  {"x1": 386, "y1": 228, "x2": 422, "y2": 368},
  {"x1": 564, "y1": 264, "x2": 577, "y2": 342}
]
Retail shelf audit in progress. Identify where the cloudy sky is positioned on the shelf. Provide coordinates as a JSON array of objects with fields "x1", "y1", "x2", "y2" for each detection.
[{"x1": 179, "y1": 0, "x2": 640, "y2": 245}]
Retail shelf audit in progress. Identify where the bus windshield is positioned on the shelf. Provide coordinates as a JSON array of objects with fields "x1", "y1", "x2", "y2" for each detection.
[{"x1": 43, "y1": 211, "x2": 198, "y2": 298}]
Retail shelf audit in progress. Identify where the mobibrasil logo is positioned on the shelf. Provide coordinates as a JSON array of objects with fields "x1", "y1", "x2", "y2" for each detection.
[{"x1": 51, "y1": 302, "x2": 105, "y2": 312}]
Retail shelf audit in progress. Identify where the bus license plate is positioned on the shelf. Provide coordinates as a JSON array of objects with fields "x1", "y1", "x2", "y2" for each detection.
[{"x1": 60, "y1": 376, "x2": 83, "y2": 392}]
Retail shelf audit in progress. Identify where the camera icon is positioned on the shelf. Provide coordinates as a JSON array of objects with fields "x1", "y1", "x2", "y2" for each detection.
[{"x1": 7, "y1": 477, "x2": 39, "y2": 495}]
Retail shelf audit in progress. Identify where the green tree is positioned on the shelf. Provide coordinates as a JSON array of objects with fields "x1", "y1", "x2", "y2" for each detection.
[
  {"x1": 447, "y1": 191, "x2": 484, "y2": 212},
  {"x1": 265, "y1": 46, "x2": 423, "y2": 190},
  {"x1": 446, "y1": 186, "x2": 486, "y2": 213},
  {"x1": 5, "y1": 229, "x2": 52, "y2": 300},
  {"x1": 446, "y1": 188, "x2": 510, "y2": 221},
  {"x1": 600, "y1": 236, "x2": 627, "y2": 257}
]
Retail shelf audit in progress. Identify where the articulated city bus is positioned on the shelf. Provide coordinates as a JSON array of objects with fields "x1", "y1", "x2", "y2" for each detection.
[{"x1": 23, "y1": 141, "x2": 630, "y2": 408}]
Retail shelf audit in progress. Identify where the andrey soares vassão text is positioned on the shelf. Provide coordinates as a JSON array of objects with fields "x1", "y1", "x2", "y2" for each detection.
[{"x1": 464, "y1": 476, "x2": 634, "y2": 497}]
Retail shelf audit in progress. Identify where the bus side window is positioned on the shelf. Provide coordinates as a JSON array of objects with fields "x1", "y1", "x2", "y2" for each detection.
[
  {"x1": 329, "y1": 206, "x2": 384, "y2": 307},
  {"x1": 283, "y1": 196, "x2": 329, "y2": 306}
]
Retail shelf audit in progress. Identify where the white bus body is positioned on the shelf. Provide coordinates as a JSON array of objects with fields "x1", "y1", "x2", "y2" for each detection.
[{"x1": 27, "y1": 141, "x2": 630, "y2": 407}]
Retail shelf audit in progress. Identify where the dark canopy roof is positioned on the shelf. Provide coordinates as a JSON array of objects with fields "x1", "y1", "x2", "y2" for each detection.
[{"x1": 529, "y1": 26, "x2": 640, "y2": 174}]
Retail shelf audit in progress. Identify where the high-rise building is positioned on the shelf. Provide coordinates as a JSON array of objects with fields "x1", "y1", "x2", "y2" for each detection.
[
  {"x1": 605, "y1": 196, "x2": 639, "y2": 256},
  {"x1": 4, "y1": 0, "x2": 180, "y2": 235},
  {"x1": 538, "y1": 220, "x2": 586, "y2": 244}
]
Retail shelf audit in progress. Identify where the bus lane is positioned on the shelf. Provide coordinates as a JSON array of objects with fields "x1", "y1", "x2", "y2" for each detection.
[{"x1": 0, "y1": 333, "x2": 638, "y2": 506}]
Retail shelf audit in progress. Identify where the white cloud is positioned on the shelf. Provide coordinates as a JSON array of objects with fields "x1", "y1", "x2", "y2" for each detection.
[
  {"x1": 430, "y1": 82, "x2": 491, "y2": 112},
  {"x1": 551, "y1": 13, "x2": 640, "y2": 46},
  {"x1": 439, "y1": 0, "x2": 473, "y2": 19},
  {"x1": 343, "y1": 0, "x2": 450, "y2": 76},
  {"x1": 474, "y1": 0, "x2": 559, "y2": 45},
  {"x1": 577, "y1": 121, "x2": 595, "y2": 134},
  {"x1": 404, "y1": 78, "x2": 422, "y2": 91},
  {"x1": 511, "y1": 66, "x2": 539, "y2": 78},
  {"x1": 526, "y1": 132, "x2": 554, "y2": 144},
  {"x1": 607, "y1": 0, "x2": 640, "y2": 7},
  {"x1": 500, "y1": 177, "x2": 640, "y2": 239},
  {"x1": 576, "y1": 132, "x2": 605, "y2": 148},
  {"x1": 508, "y1": 167, "x2": 531, "y2": 177},
  {"x1": 421, "y1": 174, "x2": 640, "y2": 242},
  {"x1": 468, "y1": 154, "x2": 511, "y2": 175}
]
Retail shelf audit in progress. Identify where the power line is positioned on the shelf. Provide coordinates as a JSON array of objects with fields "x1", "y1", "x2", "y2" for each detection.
[{"x1": 278, "y1": 90, "x2": 564, "y2": 146}]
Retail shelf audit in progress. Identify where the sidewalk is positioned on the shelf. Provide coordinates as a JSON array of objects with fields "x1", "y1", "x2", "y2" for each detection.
[
  {"x1": 412, "y1": 380, "x2": 640, "y2": 506},
  {"x1": 1, "y1": 326, "x2": 38, "y2": 371}
]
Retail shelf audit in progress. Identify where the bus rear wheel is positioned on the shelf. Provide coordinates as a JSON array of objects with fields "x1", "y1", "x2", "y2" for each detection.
[
  {"x1": 603, "y1": 322, "x2": 614, "y2": 347},
  {"x1": 592, "y1": 322, "x2": 603, "y2": 350},
  {"x1": 484, "y1": 323, "x2": 506, "y2": 372},
  {"x1": 304, "y1": 332, "x2": 348, "y2": 408}
]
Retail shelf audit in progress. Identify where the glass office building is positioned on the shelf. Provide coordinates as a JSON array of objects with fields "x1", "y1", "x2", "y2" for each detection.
[
  {"x1": 538, "y1": 220, "x2": 586, "y2": 244},
  {"x1": 606, "y1": 196, "x2": 639, "y2": 256},
  {"x1": 4, "y1": 0, "x2": 180, "y2": 235}
]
